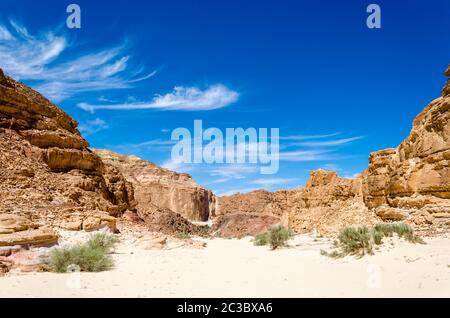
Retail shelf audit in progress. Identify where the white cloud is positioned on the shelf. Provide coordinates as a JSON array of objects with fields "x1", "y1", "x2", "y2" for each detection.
[
  {"x1": 249, "y1": 178, "x2": 297, "y2": 187},
  {"x1": 293, "y1": 136, "x2": 364, "y2": 147},
  {"x1": 78, "y1": 84, "x2": 239, "y2": 112},
  {"x1": 216, "y1": 187, "x2": 261, "y2": 197},
  {"x1": 0, "y1": 25, "x2": 13, "y2": 40},
  {"x1": 111, "y1": 139, "x2": 176, "y2": 153},
  {"x1": 280, "y1": 133, "x2": 342, "y2": 141},
  {"x1": 161, "y1": 158, "x2": 195, "y2": 173},
  {"x1": 78, "y1": 118, "x2": 109, "y2": 135},
  {"x1": 0, "y1": 20, "x2": 156, "y2": 102},
  {"x1": 206, "y1": 164, "x2": 260, "y2": 184},
  {"x1": 343, "y1": 172, "x2": 361, "y2": 179},
  {"x1": 279, "y1": 149, "x2": 339, "y2": 162}
]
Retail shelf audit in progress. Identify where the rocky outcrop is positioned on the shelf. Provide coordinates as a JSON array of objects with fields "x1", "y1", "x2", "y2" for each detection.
[
  {"x1": 210, "y1": 214, "x2": 281, "y2": 238},
  {"x1": 443, "y1": 65, "x2": 450, "y2": 96},
  {"x1": 0, "y1": 69, "x2": 133, "y2": 233},
  {"x1": 362, "y1": 65, "x2": 450, "y2": 228},
  {"x1": 218, "y1": 170, "x2": 379, "y2": 235},
  {"x1": 0, "y1": 214, "x2": 58, "y2": 247},
  {"x1": 216, "y1": 190, "x2": 273, "y2": 215},
  {"x1": 95, "y1": 149, "x2": 216, "y2": 221}
]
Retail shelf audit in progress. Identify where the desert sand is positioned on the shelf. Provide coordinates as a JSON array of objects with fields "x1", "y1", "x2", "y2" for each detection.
[{"x1": 0, "y1": 234, "x2": 449, "y2": 298}]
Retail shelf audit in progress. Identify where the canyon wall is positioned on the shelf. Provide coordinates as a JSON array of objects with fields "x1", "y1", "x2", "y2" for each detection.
[
  {"x1": 363, "y1": 65, "x2": 450, "y2": 229},
  {"x1": 0, "y1": 69, "x2": 132, "y2": 232},
  {"x1": 95, "y1": 149, "x2": 216, "y2": 222}
]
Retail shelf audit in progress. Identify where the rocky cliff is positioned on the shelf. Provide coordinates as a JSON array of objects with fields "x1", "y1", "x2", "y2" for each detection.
[
  {"x1": 217, "y1": 65, "x2": 450, "y2": 235},
  {"x1": 218, "y1": 170, "x2": 379, "y2": 235},
  {"x1": 0, "y1": 69, "x2": 133, "y2": 232},
  {"x1": 94, "y1": 149, "x2": 216, "y2": 222},
  {"x1": 363, "y1": 65, "x2": 450, "y2": 229}
]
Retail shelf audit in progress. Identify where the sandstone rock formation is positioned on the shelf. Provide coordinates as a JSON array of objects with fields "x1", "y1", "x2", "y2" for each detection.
[
  {"x1": 210, "y1": 214, "x2": 281, "y2": 238},
  {"x1": 95, "y1": 149, "x2": 216, "y2": 222},
  {"x1": 218, "y1": 170, "x2": 379, "y2": 235},
  {"x1": 0, "y1": 69, "x2": 133, "y2": 233},
  {"x1": 363, "y1": 65, "x2": 450, "y2": 229}
]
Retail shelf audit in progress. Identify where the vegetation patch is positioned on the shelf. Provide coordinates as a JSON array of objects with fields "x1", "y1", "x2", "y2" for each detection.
[
  {"x1": 253, "y1": 225, "x2": 294, "y2": 250},
  {"x1": 321, "y1": 222, "x2": 425, "y2": 259},
  {"x1": 175, "y1": 231, "x2": 191, "y2": 240},
  {"x1": 48, "y1": 233, "x2": 118, "y2": 273}
]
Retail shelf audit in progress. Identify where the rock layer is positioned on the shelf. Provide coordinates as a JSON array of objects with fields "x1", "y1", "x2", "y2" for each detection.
[
  {"x1": 363, "y1": 65, "x2": 450, "y2": 229},
  {"x1": 95, "y1": 149, "x2": 216, "y2": 222},
  {"x1": 218, "y1": 170, "x2": 379, "y2": 235},
  {"x1": 0, "y1": 69, "x2": 133, "y2": 232}
]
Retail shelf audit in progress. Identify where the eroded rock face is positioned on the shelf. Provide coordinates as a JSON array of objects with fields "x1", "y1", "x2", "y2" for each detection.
[
  {"x1": 0, "y1": 69, "x2": 133, "y2": 231},
  {"x1": 443, "y1": 65, "x2": 450, "y2": 96},
  {"x1": 95, "y1": 149, "x2": 216, "y2": 221},
  {"x1": 363, "y1": 65, "x2": 450, "y2": 228},
  {"x1": 210, "y1": 214, "x2": 281, "y2": 238},
  {"x1": 218, "y1": 171, "x2": 379, "y2": 235}
]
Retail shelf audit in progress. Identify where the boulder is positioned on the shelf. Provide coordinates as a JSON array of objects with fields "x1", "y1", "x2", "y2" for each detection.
[{"x1": 0, "y1": 228, "x2": 58, "y2": 247}]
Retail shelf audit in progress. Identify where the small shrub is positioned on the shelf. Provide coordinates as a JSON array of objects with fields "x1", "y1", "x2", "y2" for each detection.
[
  {"x1": 337, "y1": 226, "x2": 373, "y2": 257},
  {"x1": 254, "y1": 225, "x2": 294, "y2": 249},
  {"x1": 254, "y1": 232, "x2": 269, "y2": 246},
  {"x1": 48, "y1": 233, "x2": 117, "y2": 273},
  {"x1": 176, "y1": 232, "x2": 191, "y2": 240},
  {"x1": 322, "y1": 222, "x2": 425, "y2": 259},
  {"x1": 198, "y1": 225, "x2": 211, "y2": 237},
  {"x1": 374, "y1": 222, "x2": 424, "y2": 243},
  {"x1": 372, "y1": 229, "x2": 384, "y2": 245},
  {"x1": 86, "y1": 232, "x2": 118, "y2": 251}
]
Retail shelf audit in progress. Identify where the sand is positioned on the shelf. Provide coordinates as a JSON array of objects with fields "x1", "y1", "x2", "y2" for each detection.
[{"x1": 0, "y1": 234, "x2": 449, "y2": 298}]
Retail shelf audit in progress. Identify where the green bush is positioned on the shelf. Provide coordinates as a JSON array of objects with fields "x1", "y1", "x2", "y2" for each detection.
[
  {"x1": 372, "y1": 229, "x2": 384, "y2": 245},
  {"x1": 254, "y1": 225, "x2": 294, "y2": 249},
  {"x1": 86, "y1": 232, "x2": 118, "y2": 251},
  {"x1": 322, "y1": 222, "x2": 424, "y2": 259},
  {"x1": 175, "y1": 232, "x2": 191, "y2": 240},
  {"x1": 373, "y1": 222, "x2": 424, "y2": 243},
  {"x1": 254, "y1": 232, "x2": 270, "y2": 246},
  {"x1": 48, "y1": 233, "x2": 118, "y2": 273},
  {"x1": 337, "y1": 226, "x2": 373, "y2": 257},
  {"x1": 198, "y1": 225, "x2": 211, "y2": 237}
]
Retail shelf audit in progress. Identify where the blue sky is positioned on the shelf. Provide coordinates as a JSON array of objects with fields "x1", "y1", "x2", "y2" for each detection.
[{"x1": 0, "y1": 0, "x2": 449, "y2": 195}]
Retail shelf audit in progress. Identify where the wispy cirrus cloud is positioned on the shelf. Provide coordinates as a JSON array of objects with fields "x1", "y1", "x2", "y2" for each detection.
[
  {"x1": 78, "y1": 84, "x2": 239, "y2": 112},
  {"x1": 0, "y1": 20, "x2": 156, "y2": 102},
  {"x1": 279, "y1": 132, "x2": 342, "y2": 141},
  {"x1": 291, "y1": 136, "x2": 364, "y2": 147},
  {"x1": 78, "y1": 118, "x2": 109, "y2": 135},
  {"x1": 249, "y1": 178, "x2": 298, "y2": 187}
]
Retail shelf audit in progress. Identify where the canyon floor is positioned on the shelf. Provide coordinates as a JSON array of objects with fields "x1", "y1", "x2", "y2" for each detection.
[{"x1": 0, "y1": 234, "x2": 449, "y2": 298}]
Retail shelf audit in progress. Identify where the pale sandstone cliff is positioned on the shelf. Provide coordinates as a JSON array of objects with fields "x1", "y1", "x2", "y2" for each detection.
[
  {"x1": 0, "y1": 69, "x2": 133, "y2": 234},
  {"x1": 363, "y1": 65, "x2": 450, "y2": 229},
  {"x1": 218, "y1": 170, "x2": 379, "y2": 235},
  {"x1": 94, "y1": 149, "x2": 216, "y2": 222}
]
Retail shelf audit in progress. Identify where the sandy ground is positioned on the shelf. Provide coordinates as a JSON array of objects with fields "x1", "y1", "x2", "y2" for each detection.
[{"x1": 0, "y1": 234, "x2": 449, "y2": 298}]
